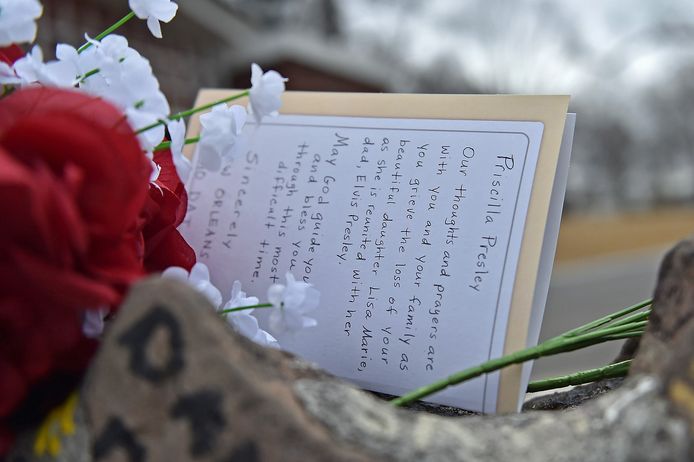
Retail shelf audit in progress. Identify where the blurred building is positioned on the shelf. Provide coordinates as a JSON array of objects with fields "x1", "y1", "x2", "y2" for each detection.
[{"x1": 36, "y1": 0, "x2": 414, "y2": 111}]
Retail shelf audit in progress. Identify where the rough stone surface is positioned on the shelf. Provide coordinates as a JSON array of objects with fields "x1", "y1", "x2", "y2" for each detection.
[
  {"x1": 9, "y1": 236, "x2": 694, "y2": 461},
  {"x1": 632, "y1": 238, "x2": 694, "y2": 377},
  {"x1": 370, "y1": 392, "x2": 478, "y2": 417},
  {"x1": 295, "y1": 376, "x2": 688, "y2": 462},
  {"x1": 522, "y1": 378, "x2": 625, "y2": 411},
  {"x1": 82, "y1": 279, "x2": 371, "y2": 462}
]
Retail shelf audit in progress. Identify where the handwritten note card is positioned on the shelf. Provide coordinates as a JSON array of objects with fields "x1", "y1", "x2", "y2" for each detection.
[{"x1": 181, "y1": 92, "x2": 572, "y2": 413}]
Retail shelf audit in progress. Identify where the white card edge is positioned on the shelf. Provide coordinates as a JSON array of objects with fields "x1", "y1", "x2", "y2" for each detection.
[{"x1": 516, "y1": 113, "x2": 576, "y2": 409}]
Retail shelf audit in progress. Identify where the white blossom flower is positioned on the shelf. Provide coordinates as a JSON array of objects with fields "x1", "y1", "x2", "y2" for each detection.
[
  {"x1": 145, "y1": 150, "x2": 161, "y2": 182},
  {"x1": 167, "y1": 119, "x2": 192, "y2": 182},
  {"x1": 0, "y1": 61, "x2": 19, "y2": 85},
  {"x1": 248, "y1": 63, "x2": 287, "y2": 123},
  {"x1": 82, "y1": 308, "x2": 109, "y2": 339},
  {"x1": 162, "y1": 263, "x2": 223, "y2": 309},
  {"x1": 129, "y1": 0, "x2": 178, "y2": 39},
  {"x1": 75, "y1": 35, "x2": 170, "y2": 151},
  {"x1": 267, "y1": 272, "x2": 319, "y2": 335},
  {"x1": 196, "y1": 103, "x2": 247, "y2": 170},
  {"x1": 13, "y1": 45, "x2": 77, "y2": 87},
  {"x1": 0, "y1": 0, "x2": 43, "y2": 46},
  {"x1": 222, "y1": 281, "x2": 279, "y2": 348}
]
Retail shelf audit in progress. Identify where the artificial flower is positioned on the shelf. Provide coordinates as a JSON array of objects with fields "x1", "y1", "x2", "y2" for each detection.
[
  {"x1": 0, "y1": 87, "x2": 151, "y2": 448},
  {"x1": 145, "y1": 151, "x2": 161, "y2": 182},
  {"x1": 162, "y1": 263, "x2": 222, "y2": 309},
  {"x1": 197, "y1": 103, "x2": 247, "y2": 170},
  {"x1": 12, "y1": 46, "x2": 77, "y2": 88},
  {"x1": 0, "y1": 44, "x2": 23, "y2": 64},
  {"x1": 75, "y1": 35, "x2": 170, "y2": 151},
  {"x1": 129, "y1": 0, "x2": 178, "y2": 39},
  {"x1": 0, "y1": 44, "x2": 22, "y2": 85},
  {"x1": 267, "y1": 273, "x2": 319, "y2": 335},
  {"x1": 222, "y1": 281, "x2": 279, "y2": 348},
  {"x1": 167, "y1": 119, "x2": 191, "y2": 183},
  {"x1": 0, "y1": 0, "x2": 43, "y2": 46},
  {"x1": 82, "y1": 308, "x2": 108, "y2": 339},
  {"x1": 139, "y1": 148, "x2": 196, "y2": 272},
  {"x1": 0, "y1": 61, "x2": 18, "y2": 85},
  {"x1": 248, "y1": 63, "x2": 287, "y2": 123}
]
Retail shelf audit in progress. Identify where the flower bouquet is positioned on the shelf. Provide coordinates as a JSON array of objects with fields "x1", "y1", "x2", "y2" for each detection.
[{"x1": 0, "y1": 0, "x2": 321, "y2": 454}]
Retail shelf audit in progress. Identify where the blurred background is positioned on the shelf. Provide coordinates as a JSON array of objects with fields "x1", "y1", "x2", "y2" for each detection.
[{"x1": 36, "y1": 0, "x2": 694, "y2": 380}]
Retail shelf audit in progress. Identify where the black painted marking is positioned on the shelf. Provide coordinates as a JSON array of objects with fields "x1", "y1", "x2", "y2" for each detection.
[
  {"x1": 117, "y1": 306, "x2": 184, "y2": 383},
  {"x1": 220, "y1": 441, "x2": 259, "y2": 462},
  {"x1": 93, "y1": 417, "x2": 146, "y2": 462},
  {"x1": 171, "y1": 389, "x2": 226, "y2": 456}
]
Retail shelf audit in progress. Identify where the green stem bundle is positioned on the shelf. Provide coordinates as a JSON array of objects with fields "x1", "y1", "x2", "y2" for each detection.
[
  {"x1": 527, "y1": 360, "x2": 631, "y2": 393},
  {"x1": 391, "y1": 299, "x2": 651, "y2": 407}
]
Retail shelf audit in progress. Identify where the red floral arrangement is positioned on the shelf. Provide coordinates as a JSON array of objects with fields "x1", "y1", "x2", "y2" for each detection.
[
  {"x1": 0, "y1": 85, "x2": 194, "y2": 452},
  {"x1": 0, "y1": 0, "x2": 288, "y2": 454}
]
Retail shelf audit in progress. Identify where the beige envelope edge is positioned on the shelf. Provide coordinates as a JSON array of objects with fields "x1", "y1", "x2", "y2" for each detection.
[{"x1": 184, "y1": 90, "x2": 570, "y2": 413}]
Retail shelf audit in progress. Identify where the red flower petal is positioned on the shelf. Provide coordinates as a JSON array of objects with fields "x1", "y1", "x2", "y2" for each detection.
[
  {"x1": 0, "y1": 45, "x2": 24, "y2": 65},
  {"x1": 0, "y1": 360, "x2": 25, "y2": 417}
]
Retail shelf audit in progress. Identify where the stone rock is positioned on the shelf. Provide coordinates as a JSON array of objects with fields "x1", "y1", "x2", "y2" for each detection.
[
  {"x1": 82, "y1": 279, "x2": 370, "y2": 462},
  {"x1": 295, "y1": 375, "x2": 688, "y2": 462},
  {"x1": 522, "y1": 377, "x2": 625, "y2": 411},
  {"x1": 10, "y1": 236, "x2": 694, "y2": 461},
  {"x1": 631, "y1": 238, "x2": 694, "y2": 377}
]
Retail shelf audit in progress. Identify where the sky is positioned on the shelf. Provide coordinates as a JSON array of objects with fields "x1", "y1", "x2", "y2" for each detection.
[{"x1": 337, "y1": 0, "x2": 694, "y2": 97}]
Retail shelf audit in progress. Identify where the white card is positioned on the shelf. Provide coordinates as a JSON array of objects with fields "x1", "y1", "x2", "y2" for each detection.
[{"x1": 181, "y1": 113, "x2": 558, "y2": 413}]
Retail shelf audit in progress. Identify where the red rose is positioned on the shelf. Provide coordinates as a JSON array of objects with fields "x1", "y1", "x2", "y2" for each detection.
[
  {"x1": 0, "y1": 45, "x2": 24, "y2": 65},
  {"x1": 139, "y1": 148, "x2": 196, "y2": 272},
  {"x1": 0, "y1": 87, "x2": 151, "y2": 445}
]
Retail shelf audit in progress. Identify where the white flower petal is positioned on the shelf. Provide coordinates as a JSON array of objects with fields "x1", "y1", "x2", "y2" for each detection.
[
  {"x1": 198, "y1": 104, "x2": 247, "y2": 167},
  {"x1": 74, "y1": 34, "x2": 171, "y2": 151},
  {"x1": 162, "y1": 263, "x2": 223, "y2": 309},
  {"x1": 12, "y1": 45, "x2": 78, "y2": 88},
  {"x1": 0, "y1": 62, "x2": 19, "y2": 85},
  {"x1": 129, "y1": 0, "x2": 178, "y2": 38},
  {"x1": 162, "y1": 266, "x2": 188, "y2": 281},
  {"x1": 148, "y1": 158, "x2": 161, "y2": 182},
  {"x1": 167, "y1": 119, "x2": 192, "y2": 182},
  {"x1": 224, "y1": 280, "x2": 260, "y2": 311},
  {"x1": 0, "y1": 0, "x2": 43, "y2": 46},
  {"x1": 229, "y1": 312, "x2": 260, "y2": 338},
  {"x1": 267, "y1": 272, "x2": 320, "y2": 335},
  {"x1": 82, "y1": 308, "x2": 109, "y2": 339},
  {"x1": 146, "y1": 15, "x2": 163, "y2": 39},
  {"x1": 248, "y1": 63, "x2": 287, "y2": 123}
]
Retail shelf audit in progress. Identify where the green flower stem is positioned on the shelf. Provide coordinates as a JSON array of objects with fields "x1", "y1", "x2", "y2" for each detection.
[
  {"x1": 602, "y1": 331, "x2": 645, "y2": 341},
  {"x1": 527, "y1": 360, "x2": 631, "y2": 393},
  {"x1": 607, "y1": 309, "x2": 651, "y2": 328},
  {"x1": 135, "y1": 90, "x2": 250, "y2": 135},
  {"x1": 79, "y1": 68, "x2": 101, "y2": 83},
  {"x1": 218, "y1": 303, "x2": 274, "y2": 315},
  {"x1": 78, "y1": 11, "x2": 136, "y2": 53},
  {"x1": 390, "y1": 312, "x2": 649, "y2": 406},
  {"x1": 153, "y1": 136, "x2": 200, "y2": 152},
  {"x1": 561, "y1": 298, "x2": 651, "y2": 338}
]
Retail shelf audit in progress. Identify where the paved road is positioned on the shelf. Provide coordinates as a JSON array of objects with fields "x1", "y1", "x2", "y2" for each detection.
[{"x1": 529, "y1": 245, "x2": 669, "y2": 381}]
